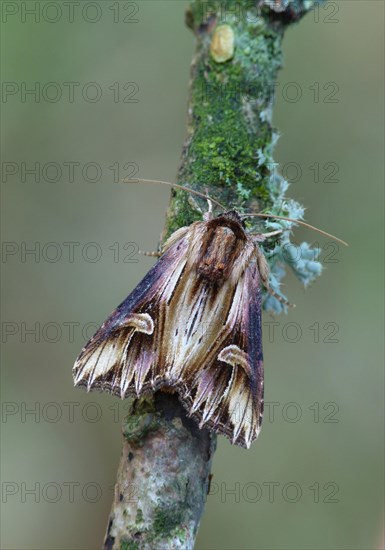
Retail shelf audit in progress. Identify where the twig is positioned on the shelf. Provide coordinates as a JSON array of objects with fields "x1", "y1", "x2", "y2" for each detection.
[{"x1": 104, "y1": 2, "x2": 324, "y2": 548}]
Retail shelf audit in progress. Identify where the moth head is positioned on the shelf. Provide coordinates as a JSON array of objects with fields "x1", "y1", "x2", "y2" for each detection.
[
  {"x1": 220, "y1": 210, "x2": 245, "y2": 227},
  {"x1": 207, "y1": 210, "x2": 247, "y2": 242}
]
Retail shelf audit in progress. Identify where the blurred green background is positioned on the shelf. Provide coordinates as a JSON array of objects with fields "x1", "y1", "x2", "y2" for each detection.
[{"x1": 1, "y1": 1, "x2": 383, "y2": 549}]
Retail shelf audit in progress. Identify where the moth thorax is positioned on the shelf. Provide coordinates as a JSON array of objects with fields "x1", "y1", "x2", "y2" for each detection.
[
  {"x1": 222, "y1": 210, "x2": 243, "y2": 225},
  {"x1": 197, "y1": 226, "x2": 240, "y2": 282}
]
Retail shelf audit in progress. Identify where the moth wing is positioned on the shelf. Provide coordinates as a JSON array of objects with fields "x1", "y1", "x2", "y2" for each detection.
[
  {"x1": 73, "y1": 229, "x2": 190, "y2": 397},
  {"x1": 74, "y1": 220, "x2": 264, "y2": 449},
  {"x1": 183, "y1": 262, "x2": 264, "y2": 449}
]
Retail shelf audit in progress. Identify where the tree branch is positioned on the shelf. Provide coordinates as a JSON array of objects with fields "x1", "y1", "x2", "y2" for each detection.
[{"x1": 103, "y1": 1, "x2": 324, "y2": 548}]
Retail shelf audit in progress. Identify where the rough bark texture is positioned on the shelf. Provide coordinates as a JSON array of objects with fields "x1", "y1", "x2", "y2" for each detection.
[
  {"x1": 104, "y1": 2, "x2": 323, "y2": 549},
  {"x1": 103, "y1": 393, "x2": 215, "y2": 550}
]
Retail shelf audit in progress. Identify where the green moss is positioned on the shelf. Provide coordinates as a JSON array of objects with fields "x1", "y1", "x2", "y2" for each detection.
[
  {"x1": 153, "y1": 505, "x2": 185, "y2": 539},
  {"x1": 122, "y1": 398, "x2": 160, "y2": 443},
  {"x1": 165, "y1": 190, "x2": 202, "y2": 237},
  {"x1": 120, "y1": 540, "x2": 139, "y2": 550},
  {"x1": 136, "y1": 508, "x2": 144, "y2": 524},
  {"x1": 123, "y1": 413, "x2": 159, "y2": 442},
  {"x1": 134, "y1": 397, "x2": 156, "y2": 415}
]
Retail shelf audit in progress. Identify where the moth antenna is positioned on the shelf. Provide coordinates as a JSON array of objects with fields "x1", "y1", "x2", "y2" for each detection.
[
  {"x1": 244, "y1": 213, "x2": 348, "y2": 247},
  {"x1": 122, "y1": 177, "x2": 226, "y2": 211},
  {"x1": 139, "y1": 250, "x2": 161, "y2": 258}
]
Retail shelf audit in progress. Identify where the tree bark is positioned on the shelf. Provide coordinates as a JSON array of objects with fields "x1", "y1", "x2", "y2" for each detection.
[{"x1": 104, "y1": 2, "x2": 323, "y2": 549}]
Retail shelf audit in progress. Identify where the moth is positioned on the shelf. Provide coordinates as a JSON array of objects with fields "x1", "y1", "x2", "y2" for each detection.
[{"x1": 73, "y1": 180, "x2": 346, "y2": 448}]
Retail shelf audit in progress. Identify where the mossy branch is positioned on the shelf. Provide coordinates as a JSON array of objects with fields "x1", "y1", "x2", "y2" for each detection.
[{"x1": 104, "y1": 1, "x2": 324, "y2": 549}]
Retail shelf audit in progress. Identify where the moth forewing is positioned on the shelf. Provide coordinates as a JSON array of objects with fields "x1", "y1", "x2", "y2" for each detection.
[{"x1": 74, "y1": 210, "x2": 267, "y2": 448}]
